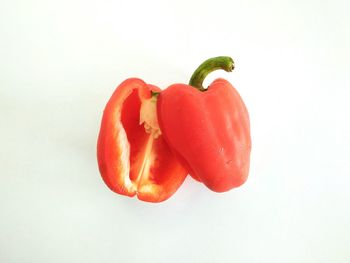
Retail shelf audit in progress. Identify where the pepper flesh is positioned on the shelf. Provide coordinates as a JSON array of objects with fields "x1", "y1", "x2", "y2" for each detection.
[
  {"x1": 158, "y1": 74, "x2": 251, "y2": 192},
  {"x1": 97, "y1": 78, "x2": 187, "y2": 202}
]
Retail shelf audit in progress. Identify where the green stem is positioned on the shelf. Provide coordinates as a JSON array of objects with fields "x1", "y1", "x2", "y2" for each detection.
[
  {"x1": 189, "y1": 56, "x2": 235, "y2": 91},
  {"x1": 151, "y1": 91, "x2": 160, "y2": 98}
]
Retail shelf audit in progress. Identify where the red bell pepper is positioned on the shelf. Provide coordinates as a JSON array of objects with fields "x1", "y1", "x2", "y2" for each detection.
[
  {"x1": 97, "y1": 78, "x2": 187, "y2": 202},
  {"x1": 157, "y1": 57, "x2": 251, "y2": 192}
]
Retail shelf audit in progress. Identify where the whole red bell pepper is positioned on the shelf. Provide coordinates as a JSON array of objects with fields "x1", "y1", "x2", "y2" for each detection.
[
  {"x1": 157, "y1": 57, "x2": 251, "y2": 192},
  {"x1": 97, "y1": 78, "x2": 187, "y2": 202}
]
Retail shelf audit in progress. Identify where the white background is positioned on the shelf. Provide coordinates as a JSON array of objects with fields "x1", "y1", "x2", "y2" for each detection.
[{"x1": 1, "y1": 0, "x2": 349, "y2": 262}]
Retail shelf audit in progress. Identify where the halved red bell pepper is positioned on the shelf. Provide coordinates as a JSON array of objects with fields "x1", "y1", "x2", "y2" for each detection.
[
  {"x1": 157, "y1": 57, "x2": 251, "y2": 192},
  {"x1": 97, "y1": 78, "x2": 187, "y2": 202}
]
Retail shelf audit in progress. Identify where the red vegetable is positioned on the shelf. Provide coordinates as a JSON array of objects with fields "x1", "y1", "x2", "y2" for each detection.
[
  {"x1": 97, "y1": 56, "x2": 251, "y2": 202},
  {"x1": 97, "y1": 78, "x2": 187, "y2": 202},
  {"x1": 157, "y1": 57, "x2": 251, "y2": 192}
]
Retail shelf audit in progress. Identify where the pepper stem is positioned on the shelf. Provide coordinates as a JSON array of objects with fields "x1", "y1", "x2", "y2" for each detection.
[
  {"x1": 151, "y1": 91, "x2": 160, "y2": 98},
  {"x1": 189, "y1": 56, "x2": 235, "y2": 91}
]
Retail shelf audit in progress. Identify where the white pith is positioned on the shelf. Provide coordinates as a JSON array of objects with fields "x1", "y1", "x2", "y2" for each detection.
[
  {"x1": 116, "y1": 119, "x2": 134, "y2": 192},
  {"x1": 135, "y1": 135, "x2": 154, "y2": 188},
  {"x1": 139, "y1": 96, "x2": 161, "y2": 139}
]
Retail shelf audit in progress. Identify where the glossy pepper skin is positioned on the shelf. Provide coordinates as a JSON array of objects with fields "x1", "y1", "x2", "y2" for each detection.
[
  {"x1": 157, "y1": 57, "x2": 251, "y2": 192},
  {"x1": 97, "y1": 78, "x2": 187, "y2": 202}
]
